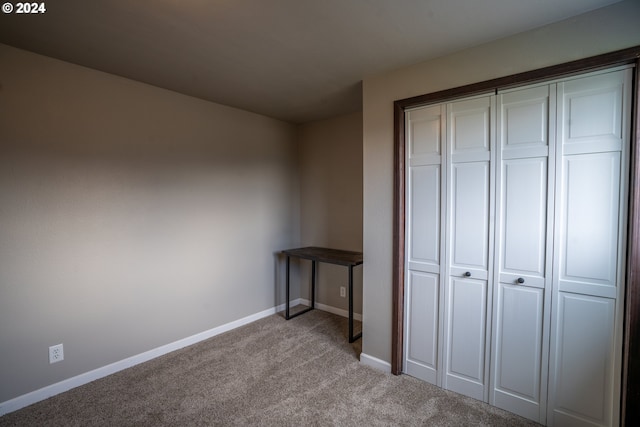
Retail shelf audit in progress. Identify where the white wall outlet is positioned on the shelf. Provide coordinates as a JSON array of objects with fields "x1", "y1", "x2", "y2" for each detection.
[
  {"x1": 49, "y1": 344, "x2": 64, "y2": 364},
  {"x1": 340, "y1": 286, "x2": 346, "y2": 298}
]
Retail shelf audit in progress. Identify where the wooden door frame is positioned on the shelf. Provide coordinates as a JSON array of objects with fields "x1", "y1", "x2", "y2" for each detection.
[{"x1": 391, "y1": 46, "x2": 640, "y2": 425}]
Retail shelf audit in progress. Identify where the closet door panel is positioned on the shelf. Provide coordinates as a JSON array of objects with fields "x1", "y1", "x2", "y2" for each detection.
[
  {"x1": 501, "y1": 158, "x2": 548, "y2": 281},
  {"x1": 408, "y1": 105, "x2": 442, "y2": 164},
  {"x1": 549, "y1": 293, "x2": 615, "y2": 426},
  {"x1": 501, "y1": 85, "x2": 550, "y2": 158},
  {"x1": 549, "y1": 68, "x2": 630, "y2": 427},
  {"x1": 450, "y1": 98, "x2": 491, "y2": 156},
  {"x1": 494, "y1": 155, "x2": 549, "y2": 419},
  {"x1": 444, "y1": 94, "x2": 494, "y2": 401},
  {"x1": 408, "y1": 165, "x2": 441, "y2": 272},
  {"x1": 504, "y1": 100, "x2": 546, "y2": 146},
  {"x1": 450, "y1": 161, "x2": 490, "y2": 278},
  {"x1": 558, "y1": 152, "x2": 621, "y2": 298},
  {"x1": 561, "y1": 72, "x2": 624, "y2": 155},
  {"x1": 405, "y1": 271, "x2": 440, "y2": 383},
  {"x1": 445, "y1": 276, "x2": 488, "y2": 400},
  {"x1": 493, "y1": 284, "x2": 544, "y2": 420},
  {"x1": 403, "y1": 67, "x2": 631, "y2": 427},
  {"x1": 491, "y1": 84, "x2": 553, "y2": 423},
  {"x1": 405, "y1": 104, "x2": 445, "y2": 385}
]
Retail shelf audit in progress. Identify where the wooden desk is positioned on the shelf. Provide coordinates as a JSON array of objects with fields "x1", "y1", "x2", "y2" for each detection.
[{"x1": 282, "y1": 246, "x2": 363, "y2": 342}]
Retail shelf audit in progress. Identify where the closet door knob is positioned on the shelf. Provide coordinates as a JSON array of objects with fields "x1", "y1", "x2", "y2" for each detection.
[
  {"x1": 517, "y1": 277, "x2": 525, "y2": 284},
  {"x1": 464, "y1": 272, "x2": 471, "y2": 277}
]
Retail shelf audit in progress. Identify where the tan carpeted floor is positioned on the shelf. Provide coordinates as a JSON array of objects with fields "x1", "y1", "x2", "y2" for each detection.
[{"x1": 0, "y1": 309, "x2": 540, "y2": 426}]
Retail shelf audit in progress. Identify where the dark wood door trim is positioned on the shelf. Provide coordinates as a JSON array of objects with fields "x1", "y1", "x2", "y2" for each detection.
[
  {"x1": 392, "y1": 100, "x2": 405, "y2": 375},
  {"x1": 622, "y1": 56, "x2": 640, "y2": 426},
  {"x1": 391, "y1": 46, "x2": 640, "y2": 423}
]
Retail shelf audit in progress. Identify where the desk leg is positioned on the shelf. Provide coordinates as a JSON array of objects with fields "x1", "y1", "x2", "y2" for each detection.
[
  {"x1": 284, "y1": 256, "x2": 314, "y2": 320},
  {"x1": 311, "y1": 260, "x2": 316, "y2": 309},
  {"x1": 348, "y1": 265, "x2": 362, "y2": 343},
  {"x1": 285, "y1": 255, "x2": 290, "y2": 320}
]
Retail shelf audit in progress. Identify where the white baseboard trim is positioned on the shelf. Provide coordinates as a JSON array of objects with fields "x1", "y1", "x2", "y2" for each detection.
[
  {"x1": 0, "y1": 298, "x2": 358, "y2": 416},
  {"x1": 275, "y1": 298, "x2": 303, "y2": 313},
  {"x1": 298, "y1": 299, "x2": 362, "y2": 321},
  {"x1": 360, "y1": 352, "x2": 392, "y2": 373},
  {"x1": 0, "y1": 304, "x2": 289, "y2": 416}
]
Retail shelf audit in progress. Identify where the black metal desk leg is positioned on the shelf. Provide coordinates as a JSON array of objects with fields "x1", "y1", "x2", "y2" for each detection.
[
  {"x1": 348, "y1": 265, "x2": 362, "y2": 343},
  {"x1": 349, "y1": 265, "x2": 353, "y2": 341},
  {"x1": 285, "y1": 255, "x2": 290, "y2": 320},
  {"x1": 311, "y1": 260, "x2": 316, "y2": 309},
  {"x1": 284, "y1": 256, "x2": 314, "y2": 320}
]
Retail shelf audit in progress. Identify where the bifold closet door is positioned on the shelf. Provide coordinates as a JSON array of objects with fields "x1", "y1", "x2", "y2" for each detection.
[
  {"x1": 404, "y1": 66, "x2": 632, "y2": 427},
  {"x1": 442, "y1": 96, "x2": 495, "y2": 401},
  {"x1": 548, "y1": 69, "x2": 631, "y2": 427},
  {"x1": 404, "y1": 105, "x2": 445, "y2": 384},
  {"x1": 491, "y1": 84, "x2": 555, "y2": 424}
]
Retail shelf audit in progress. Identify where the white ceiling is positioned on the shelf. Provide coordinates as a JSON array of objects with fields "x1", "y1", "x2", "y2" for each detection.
[{"x1": 0, "y1": 0, "x2": 621, "y2": 123}]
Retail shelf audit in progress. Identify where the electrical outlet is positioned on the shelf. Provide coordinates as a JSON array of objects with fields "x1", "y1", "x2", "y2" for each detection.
[
  {"x1": 49, "y1": 344, "x2": 64, "y2": 364},
  {"x1": 340, "y1": 286, "x2": 346, "y2": 298}
]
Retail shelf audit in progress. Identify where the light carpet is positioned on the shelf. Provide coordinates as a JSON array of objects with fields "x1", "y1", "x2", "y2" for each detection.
[{"x1": 0, "y1": 309, "x2": 540, "y2": 426}]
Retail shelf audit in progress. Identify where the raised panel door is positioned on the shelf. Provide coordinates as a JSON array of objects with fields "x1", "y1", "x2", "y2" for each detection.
[
  {"x1": 443, "y1": 95, "x2": 495, "y2": 401},
  {"x1": 405, "y1": 104, "x2": 446, "y2": 385},
  {"x1": 403, "y1": 67, "x2": 631, "y2": 427},
  {"x1": 548, "y1": 68, "x2": 631, "y2": 427},
  {"x1": 492, "y1": 157, "x2": 551, "y2": 421},
  {"x1": 491, "y1": 84, "x2": 553, "y2": 424}
]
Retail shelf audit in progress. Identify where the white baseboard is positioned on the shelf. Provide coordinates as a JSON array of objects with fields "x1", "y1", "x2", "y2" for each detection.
[
  {"x1": 298, "y1": 299, "x2": 362, "y2": 321},
  {"x1": 276, "y1": 298, "x2": 303, "y2": 313},
  {"x1": 0, "y1": 298, "x2": 359, "y2": 416},
  {"x1": 0, "y1": 304, "x2": 284, "y2": 416},
  {"x1": 360, "y1": 352, "x2": 392, "y2": 373}
]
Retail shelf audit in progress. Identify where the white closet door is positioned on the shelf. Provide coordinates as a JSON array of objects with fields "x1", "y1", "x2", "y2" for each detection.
[
  {"x1": 491, "y1": 85, "x2": 554, "y2": 423},
  {"x1": 548, "y1": 69, "x2": 631, "y2": 427},
  {"x1": 403, "y1": 66, "x2": 632, "y2": 427},
  {"x1": 443, "y1": 96, "x2": 495, "y2": 401},
  {"x1": 404, "y1": 105, "x2": 446, "y2": 384}
]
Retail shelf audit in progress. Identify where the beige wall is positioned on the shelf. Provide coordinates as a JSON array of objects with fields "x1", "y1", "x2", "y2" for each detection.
[
  {"x1": 361, "y1": 0, "x2": 640, "y2": 364},
  {"x1": 0, "y1": 44, "x2": 299, "y2": 402},
  {"x1": 298, "y1": 113, "x2": 363, "y2": 313}
]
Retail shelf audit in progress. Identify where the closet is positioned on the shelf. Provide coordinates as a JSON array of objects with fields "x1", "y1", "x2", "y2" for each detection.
[{"x1": 403, "y1": 66, "x2": 632, "y2": 426}]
